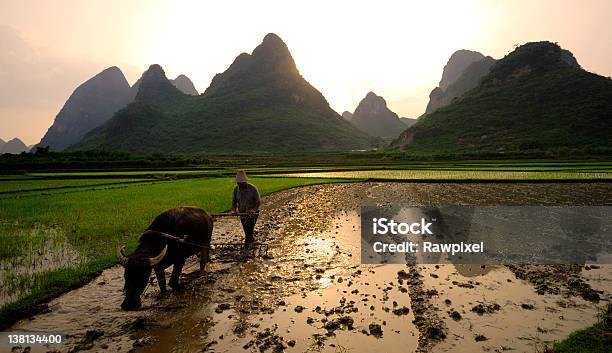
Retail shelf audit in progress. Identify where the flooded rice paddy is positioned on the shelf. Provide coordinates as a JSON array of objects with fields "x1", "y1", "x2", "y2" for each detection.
[
  {"x1": 272, "y1": 170, "x2": 612, "y2": 181},
  {"x1": 8, "y1": 182, "x2": 612, "y2": 353},
  {"x1": 0, "y1": 225, "x2": 86, "y2": 306}
]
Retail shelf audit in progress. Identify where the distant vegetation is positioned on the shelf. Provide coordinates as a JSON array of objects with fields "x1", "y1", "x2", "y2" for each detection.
[
  {"x1": 394, "y1": 42, "x2": 612, "y2": 154},
  {"x1": 2, "y1": 147, "x2": 612, "y2": 172},
  {"x1": 0, "y1": 148, "x2": 211, "y2": 170}
]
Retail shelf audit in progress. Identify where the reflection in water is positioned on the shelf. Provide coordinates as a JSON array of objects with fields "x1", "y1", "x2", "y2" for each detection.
[
  {"x1": 453, "y1": 264, "x2": 497, "y2": 277},
  {"x1": 362, "y1": 206, "x2": 612, "y2": 265}
]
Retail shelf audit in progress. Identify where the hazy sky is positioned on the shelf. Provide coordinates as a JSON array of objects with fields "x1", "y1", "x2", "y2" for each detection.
[{"x1": 1, "y1": 0, "x2": 611, "y2": 144}]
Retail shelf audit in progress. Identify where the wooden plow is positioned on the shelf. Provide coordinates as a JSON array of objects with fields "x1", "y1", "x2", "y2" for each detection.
[{"x1": 154, "y1": 212, "x2": 269, "y2": 261}]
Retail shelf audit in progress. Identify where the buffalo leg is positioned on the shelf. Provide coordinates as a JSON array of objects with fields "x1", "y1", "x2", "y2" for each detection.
[
  {"x1": 154, "y1": 266, "x2": 167, "y2": 293},
  {"x1": 169, "y1": 260, "x2": 185, "y2": 290},
  {"x1": 199, "y1": 246, "x2": 210, "y2": 272}
]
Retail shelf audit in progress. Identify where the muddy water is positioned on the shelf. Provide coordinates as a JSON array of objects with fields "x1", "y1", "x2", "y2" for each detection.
[
  {"x1": 8, "y1": 182, "x2": 612, "y2": 353},
  {"x1": 1, "y1": 225, "x2": 85, "y2": 306},
  {"x1": 421, "y1": 263, "x2": 611, "y2": 352}
]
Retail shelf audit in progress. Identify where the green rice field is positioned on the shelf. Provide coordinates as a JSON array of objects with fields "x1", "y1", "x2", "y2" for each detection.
[
  {"x1": 0, "y1": 178, "x2": 151, "y2": 194},
  {"x1": 0, "y1": 176, "x2": 337, "y2": 326}
]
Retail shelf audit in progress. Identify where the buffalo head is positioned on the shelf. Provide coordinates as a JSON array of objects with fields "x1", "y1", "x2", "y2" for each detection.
[{"x1": 118, "y1": 244, "x2": 167, "y2": 310}]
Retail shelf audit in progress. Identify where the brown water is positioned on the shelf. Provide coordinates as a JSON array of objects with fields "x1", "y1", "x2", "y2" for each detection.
[
  {"x1": 421, "y1": 263, "x2": 610, "y2": 352},
  {"x1": 8, "y1": 182, "x2": 612, "y2": 353}
]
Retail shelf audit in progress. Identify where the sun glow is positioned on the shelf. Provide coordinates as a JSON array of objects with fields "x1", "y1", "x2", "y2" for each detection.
[
  {"x1": 138, "y1": 0, "x2": 491, "y2": 117},
  {"x1": 1, "y1": 0, "x2": 611, "y2": 143}
]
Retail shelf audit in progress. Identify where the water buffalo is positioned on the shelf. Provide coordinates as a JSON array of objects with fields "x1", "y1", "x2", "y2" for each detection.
[{"x1": 118, "y1": 206, "x2": 213, "y2": 310}]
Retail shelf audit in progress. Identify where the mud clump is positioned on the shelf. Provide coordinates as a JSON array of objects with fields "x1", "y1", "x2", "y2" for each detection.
[
  {"x1": 451, "y1": 280, "x2": 475, "y2": 289},
  {"x1": 475, "y1": 334, "x2": 487, "y2": 342},
  {"x1": 567, "y1": 278, "x2": 601, "y2": 301},
  {"x1": 508, "y1": 264, "x2": 600, "y2": 301},
  {"x1": 215, "y1": 303, "x2": 231, "y2": 313},
  {"x1": 424, "y1": 325, "x2": 446, "y2": 341},
  {"x1": 368, "y1": 323, "x2": 383, "y2": 338},
  {"x1": 449, "y1": 310, "x2": 462, "y2": 321},
  {"x1": 392, "y1": 306, "x2": 410, "y2": 316},
  {"x1": 400, "y1": 266, "x2": 447, "y2": 351},
  {"x1": 311, "y1": 333, "x2": 328, "y2": 347},
  {"x1": 397, "y1": 270, "x2": 412, "y2": 281},
  {"x1": 232, "y1": 319, "x2": 249, "y2": 335},
  {"x1": 244, "y1": 327, "x2": 287, "y2": 353},
  {"x1": 324, "y1": 315, "x2": 354, "y2": 334},
  {"x1": 471, "y1": 303, "x2": 501, "y2": 315}
]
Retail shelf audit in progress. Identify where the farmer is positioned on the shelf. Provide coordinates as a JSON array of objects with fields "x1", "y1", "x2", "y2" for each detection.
[{"x1": 231, "y1": 171, "x2": 261, "y2": 246}]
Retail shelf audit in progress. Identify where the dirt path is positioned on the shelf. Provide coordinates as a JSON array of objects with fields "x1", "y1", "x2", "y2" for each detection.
[{"x1": 8, "y1": 182, "x2": 612, "y2": 353}]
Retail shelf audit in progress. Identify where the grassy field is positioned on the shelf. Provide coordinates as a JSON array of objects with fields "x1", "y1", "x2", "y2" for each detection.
[
  {"x1": 0, "y1": 178, "x2": 151, "y2": 194},
  {"x1": 0, "y1": 176, "x2": 339, "y2": 327},
  {"x1": 27, "y1": 169, "x2": 225, "y2": 178}
]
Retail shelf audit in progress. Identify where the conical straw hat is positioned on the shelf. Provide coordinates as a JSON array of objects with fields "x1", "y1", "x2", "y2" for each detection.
[{"x1": 235, "y1": 171, "x2": 248, "y2": 183}]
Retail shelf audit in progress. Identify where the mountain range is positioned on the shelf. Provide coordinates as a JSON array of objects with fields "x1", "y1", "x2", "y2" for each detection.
[
  {"x1": 399, "y1": 117, "x2": 417, "y2": 127},
  {"x1": 170, "y1": 75, "x2": 198, "y2": 95},
  {"x1": 33, "y1": 36, "x2": 612, "y2": 156},
  {"x1": 71, "y1": 33, "x2": 371, "y2": 153},
  {"x1": 392, "y1": 41, "x2": 612, "y2": 154},
  {"x1": 424, "y1": 55, "x2": 497, "y2": 116},
  {"x1": 37, "y1": 67, "x2": 134, "y2": 150},
  {"x1": 438, "y1": 50, "x2": 486, "y2": 91},
  {"x1": 0, "y1": 137, "x2": 29, "y2": 154},
  {"x1": 421, "y1": 50, "x2": 495, "y2": 118},
  {"x1": 341, "y1": 111, "x2": 353, "y2": 122},
  {"x1": 37, "y1": 67, "x2": 198, "y2": 151},
  {"x1": 344, "y1": 92, "x2": 407, "y2": 139}
]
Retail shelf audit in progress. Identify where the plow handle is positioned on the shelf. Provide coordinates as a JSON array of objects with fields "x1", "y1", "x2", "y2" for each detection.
[{"x1": 211, "y1": 212, "x2": 257, "y2": 217}]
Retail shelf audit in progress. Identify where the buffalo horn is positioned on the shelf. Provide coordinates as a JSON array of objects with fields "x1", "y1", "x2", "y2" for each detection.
[
  {"x1": 117, "y1": 246, "x2": 129, "y2": 267},
  {"x1": 148, "y1": 245, "x2": 168, "y2": 266}
]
